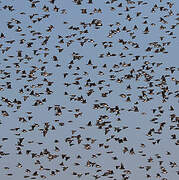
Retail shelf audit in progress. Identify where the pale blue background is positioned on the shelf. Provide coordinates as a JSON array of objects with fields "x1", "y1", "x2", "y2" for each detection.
[{"x1": 0, "y1": 0, "x2": 178, "y2": 179}]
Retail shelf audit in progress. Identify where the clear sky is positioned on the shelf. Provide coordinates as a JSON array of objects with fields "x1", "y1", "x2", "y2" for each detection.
[{"x1": 0, "y1": 0, "x2": 178, "y2": 180}]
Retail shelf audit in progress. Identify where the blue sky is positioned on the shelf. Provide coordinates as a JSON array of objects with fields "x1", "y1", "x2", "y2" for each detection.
[{"x1": 0, "y1": 0, "x2": 178, "y2": 179}]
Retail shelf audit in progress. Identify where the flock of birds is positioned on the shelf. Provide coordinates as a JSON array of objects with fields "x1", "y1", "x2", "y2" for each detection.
[{"x1": 0, "y1": 0, "x2": 179, "y2": 179}]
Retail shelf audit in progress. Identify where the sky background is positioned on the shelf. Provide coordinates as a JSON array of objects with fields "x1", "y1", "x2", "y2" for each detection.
[{"x1": 0, "y1": 0, "x2": 179, "y2": 180}]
